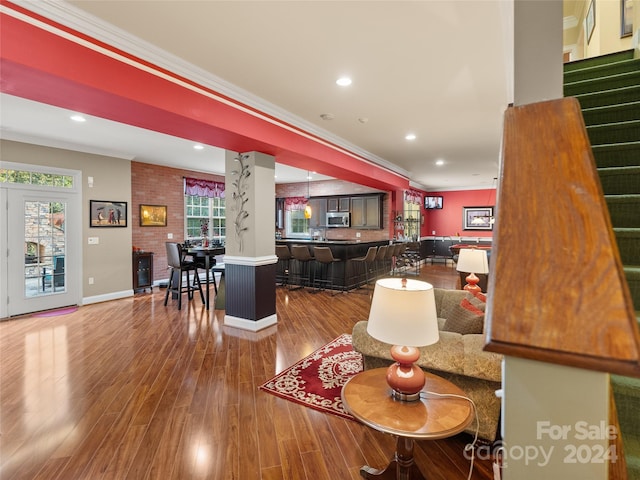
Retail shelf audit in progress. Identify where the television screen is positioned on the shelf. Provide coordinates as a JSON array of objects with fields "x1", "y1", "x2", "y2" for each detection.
[{"x1": 425, "y1": 196, "x2": 443, "y2": 209}]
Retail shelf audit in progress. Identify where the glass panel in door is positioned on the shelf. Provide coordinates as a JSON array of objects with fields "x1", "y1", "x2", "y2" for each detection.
[{"x1": 24, "y1": 200, "x2": 66, "y2": 297}]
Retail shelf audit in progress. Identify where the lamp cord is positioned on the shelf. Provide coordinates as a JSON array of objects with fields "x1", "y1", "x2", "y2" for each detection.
[{"x1": 420, "y1": 391, "x2": 479, "y2": 480}]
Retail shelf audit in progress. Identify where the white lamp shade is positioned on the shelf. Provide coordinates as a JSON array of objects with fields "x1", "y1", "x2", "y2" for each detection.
[
  {"x1": 366, "y1": 278, "x2": 439, "y2": 347},
  {"x1": 456, "y1": 248, "x2": 489, "y2": 274}
]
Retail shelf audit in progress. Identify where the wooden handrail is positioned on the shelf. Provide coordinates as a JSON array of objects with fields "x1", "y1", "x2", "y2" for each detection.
[{"x1": 484, "y1": 98, "x2": 640, "y2": 378}]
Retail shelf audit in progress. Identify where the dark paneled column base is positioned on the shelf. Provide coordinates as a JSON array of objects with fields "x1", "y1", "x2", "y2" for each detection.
[{"x1": 224, "y1": 262, "x2": 277, "y2": 331}]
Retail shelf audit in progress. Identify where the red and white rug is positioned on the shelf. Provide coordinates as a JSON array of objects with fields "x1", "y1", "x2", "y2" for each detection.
[{"x1": 259, "y1": 333, "x2": 363, "y2": 420}]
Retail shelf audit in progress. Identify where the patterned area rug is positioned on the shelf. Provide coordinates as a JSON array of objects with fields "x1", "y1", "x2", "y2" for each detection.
[{"x1": 259, "y1": 333, "x2": 363, "y2": 420}]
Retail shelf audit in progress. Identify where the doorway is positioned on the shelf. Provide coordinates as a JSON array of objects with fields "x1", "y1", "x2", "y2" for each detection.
[{"x1": 0, "y1": 163, "x2": 81, "y2": 318}]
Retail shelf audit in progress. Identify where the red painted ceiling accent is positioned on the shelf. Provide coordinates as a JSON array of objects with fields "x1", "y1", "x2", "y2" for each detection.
[{"x1": 0, "y1": 2, "x2": 411, "y2": 192}]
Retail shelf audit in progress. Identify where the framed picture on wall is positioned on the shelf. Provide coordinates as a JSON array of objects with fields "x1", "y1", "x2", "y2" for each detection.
[
  {"x1": 89, "y1": 200, "x2": 127, "y2": 227},
  {"x1": 463, "y1": 206, "x2": 493, "y2": 231},
  {"x1": 586, "y1": 0, "x2": 596, "y2": 44},
  {"x1": 140, "y1": 204, "x2": 167, "y2": 227},
  {"x1": 621, "y1": 0, "x2": 633, "y2": 37}
]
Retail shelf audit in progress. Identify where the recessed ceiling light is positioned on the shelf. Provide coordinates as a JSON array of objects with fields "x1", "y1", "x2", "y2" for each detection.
[
  {"x1": 405, "y1": 133, "x2": 416, "y2": 141},
  {"x1": 193, "y1": 144, "x2": 204, "y2": 150},
  {"x1": 435, "y1": 159, "x2": 445, "y2": 166},
  {"x1": 336, "y1": 77, "x2": 352, "y2": 87},
  {"x1": 70, "y1": 114, "x2": 86, "y2": 122}
]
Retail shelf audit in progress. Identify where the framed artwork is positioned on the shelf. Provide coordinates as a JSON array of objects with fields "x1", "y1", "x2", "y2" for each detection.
[
  {"x1": 90, "y1": 200, "x2": 127, "y2": 227},
  {"x1": 586, "y1": 0, "x2": 596, "y2": 44},
  {"x1": 140, "y1": 204, "x2": 167, "y2": 227},
  {"x1": 463, "y1": 206, "x2": 493, "y2": 231},
  {"x1": 621, "y1": 0, "x2": 633, "y2": 37}
]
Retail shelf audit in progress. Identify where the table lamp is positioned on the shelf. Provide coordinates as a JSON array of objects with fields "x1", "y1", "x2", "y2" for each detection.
[
  {"x1": 456, "y1": 248, "x2": 489, "y2": 293},
  {"x1": 366, "y1": 278, "x2": 439, "y2": 402}
]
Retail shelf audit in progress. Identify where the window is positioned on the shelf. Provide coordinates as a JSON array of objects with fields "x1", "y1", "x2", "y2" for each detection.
[
  {"x1": 286, "y1": 210, "x2": 309, "y2": 238},
  {"x1": 0, "y1": 168, "x2": 74, "y2": 188},
  {"x1": 185, "y1": 195, "x2": 225, "y2": 241}
]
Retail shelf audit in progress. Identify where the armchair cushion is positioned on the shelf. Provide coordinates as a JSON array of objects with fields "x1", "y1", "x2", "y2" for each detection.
[{"x1": 442, "y1": 296, "x2": 485, "y2": 335}]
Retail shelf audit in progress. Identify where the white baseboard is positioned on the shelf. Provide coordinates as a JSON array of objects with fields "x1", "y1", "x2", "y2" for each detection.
[
  {"x1": 223, "y1": 314, "x2": 277, "y2": 332},
  {"x1": 83, "y1": 289, "x2": 133, "y2": 305}
]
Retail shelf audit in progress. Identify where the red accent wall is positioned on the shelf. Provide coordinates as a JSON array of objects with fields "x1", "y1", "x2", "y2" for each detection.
[{"x1": 423, "y1": 189, "x2": 496, "y2": 238}]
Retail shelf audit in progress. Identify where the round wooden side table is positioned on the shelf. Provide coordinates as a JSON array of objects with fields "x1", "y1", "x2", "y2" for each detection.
[{"x1": 342, "y1": 367, "x2": 474, "y2": 480}]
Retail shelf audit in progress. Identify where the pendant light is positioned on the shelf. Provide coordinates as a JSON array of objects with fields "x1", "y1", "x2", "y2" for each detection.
[{"x1": 304, "y1": 172, "x2": 312, "y2": 219}]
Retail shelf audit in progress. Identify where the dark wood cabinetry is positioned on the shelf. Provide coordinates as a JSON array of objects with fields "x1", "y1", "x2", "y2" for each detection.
[
  {"x1": 327, "y1": 196, "x2": 350, "y2": 212},
  {"x1": 351, "y1": 195, "x2": 382, "y2": 228},
  {"x1": 133, "y1": 251, "x2": 154, "y2": 292},
  {"x1": 309, "y1": 198, "x2": 327, "y2": 228}
]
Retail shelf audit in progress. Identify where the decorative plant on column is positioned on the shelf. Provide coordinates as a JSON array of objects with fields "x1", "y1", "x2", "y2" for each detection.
[{"x1": 231, "y1": 153, "x2": 251, "y2": 252}]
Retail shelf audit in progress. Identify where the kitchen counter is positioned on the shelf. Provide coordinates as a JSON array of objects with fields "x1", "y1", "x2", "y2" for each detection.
[{"x1": 276, "y1": 239, "x2": 389, "y2": 290}]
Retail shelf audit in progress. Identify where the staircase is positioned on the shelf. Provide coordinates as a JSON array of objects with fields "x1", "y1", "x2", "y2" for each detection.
[{"x1": 564, "y1": 49, "x2": 640, "y2": 479}]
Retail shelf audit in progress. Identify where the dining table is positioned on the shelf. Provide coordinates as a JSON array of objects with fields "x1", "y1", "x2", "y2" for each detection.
[{"x1": 187, "y1": 246, "x2": 225, "y2": 310}]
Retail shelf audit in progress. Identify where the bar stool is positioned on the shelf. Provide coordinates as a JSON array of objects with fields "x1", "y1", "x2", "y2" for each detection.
[
  {"x1": 374, "y1": 244, "x2": 389, "y2": 278},
  {"x1": 312, "y1": 247, "x2": 341, "y2": 293},
  {"x1": 275, "y1": 245, "x2": 291, "y2": 287},
  {"x1": 350, "y1": 246, "x2": 377, "y2": 289},
  {"x1": 290, "y1": 245, "x2": 314, "y2": 289},
  {"x1": 392, "y1": 243, "x2": 407, "y2": 275},
  {"x1": 384, "y1": 244, "x2": 396, "y2": 275},
  {"x1": 164, "y1": 242, "x2": 204, "y2": 310}
]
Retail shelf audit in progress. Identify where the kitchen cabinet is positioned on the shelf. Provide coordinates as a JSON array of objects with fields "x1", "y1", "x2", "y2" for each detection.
[
  {"x1": 350, "y1": 195, "x2": 382, "y2": 229},
  {"x1": 327, "y1": 196, "x2": 350, "y2": 212},
  {"x1": 308, "y1": 198, "x2": 327, "y2": 228},
  {"x1": 133, "y1": 251, "x2": 154, "y2": 292}
]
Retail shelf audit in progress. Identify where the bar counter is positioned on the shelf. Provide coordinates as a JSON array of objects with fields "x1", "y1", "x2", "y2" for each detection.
[{"x1": 276, "y1": 239, "x2": 389, "y2": 290}]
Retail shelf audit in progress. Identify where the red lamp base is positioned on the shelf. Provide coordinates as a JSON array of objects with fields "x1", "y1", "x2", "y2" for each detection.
[
  {"x1": 463, "y1": 272, "x2": 481, "y2": 293},
  {"x1": 386, "y1": 345, "x2": 425, "y2": 402}
]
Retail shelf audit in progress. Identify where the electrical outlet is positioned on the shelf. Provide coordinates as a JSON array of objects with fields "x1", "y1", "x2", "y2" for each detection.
[
  {"x1": 88, "y1": 237, "x2": 99, "y2": 245},
  {"x1": 167, "y1": 233, "x2": 173, "y2": 239},
  {"x1": 356, "y1": 232, "x2": 361, "y2": 238},
  {"x1": 88, "y1": 277, "x2": 94, "y2": 285},
  {"x1": 432, "y1": 230, "x2": 436, "y2": 235}
]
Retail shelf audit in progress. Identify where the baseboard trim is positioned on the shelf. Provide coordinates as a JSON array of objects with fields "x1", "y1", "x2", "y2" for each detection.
[
  {"x1": 224, "y1": 313, "x2": 277, "y2": 331},
  {"x1": 83, "y1": 289, "x2": 133, "y2": 305}
]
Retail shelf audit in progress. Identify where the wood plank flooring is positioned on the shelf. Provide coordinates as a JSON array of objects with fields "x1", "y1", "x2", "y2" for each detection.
[{"x1": 0, "y1": 263, "x2": 496, "y2": 479}]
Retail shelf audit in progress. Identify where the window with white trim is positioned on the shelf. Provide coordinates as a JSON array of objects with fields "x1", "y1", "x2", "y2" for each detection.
[
  {"x1": 185, "y1": 195, "x2": 225, "y2": 241},
  {"x1": 285, "y1": 210, "x2": 309, "y2": 238}
]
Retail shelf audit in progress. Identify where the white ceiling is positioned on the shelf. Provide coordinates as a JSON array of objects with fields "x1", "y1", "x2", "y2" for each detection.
[{"x1": 1, "y1": 1, "x2": 516, "y2": 189}]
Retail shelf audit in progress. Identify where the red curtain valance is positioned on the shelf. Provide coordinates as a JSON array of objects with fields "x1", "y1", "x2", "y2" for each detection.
[
  {"x1": 405, "y1": 189, "x2": 423, "y2": 205},
  {"x1": 285, "y1": 197, "x2": 308, "y2": 210},
  {"x1": 184, "y1": 177, "x2": 225, "y2": 198}
]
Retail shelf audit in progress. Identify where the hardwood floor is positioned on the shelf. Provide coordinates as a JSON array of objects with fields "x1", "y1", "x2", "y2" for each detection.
[{"x1": 0, "y1": 262, "x2": 496, "y2": 479}]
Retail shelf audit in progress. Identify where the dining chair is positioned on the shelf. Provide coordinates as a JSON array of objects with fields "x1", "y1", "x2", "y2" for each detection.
[{"x1": 164, "y1": 242, "x2": 204, "y2": 310}]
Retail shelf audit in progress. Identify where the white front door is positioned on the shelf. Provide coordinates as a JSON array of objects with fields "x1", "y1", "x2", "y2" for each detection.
[{"x1": 1, "y1": 164, "x2": 81, "y2": 317}]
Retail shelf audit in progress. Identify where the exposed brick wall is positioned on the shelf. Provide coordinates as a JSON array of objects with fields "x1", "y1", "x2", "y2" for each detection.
[{"x1": 131, "y1": 162, "x2": 224, "y2": 282}]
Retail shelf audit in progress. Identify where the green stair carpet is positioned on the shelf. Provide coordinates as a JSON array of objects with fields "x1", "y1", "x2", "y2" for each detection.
[{"x1": 564, "y1": 49, "x2": 640, "y2": 480}]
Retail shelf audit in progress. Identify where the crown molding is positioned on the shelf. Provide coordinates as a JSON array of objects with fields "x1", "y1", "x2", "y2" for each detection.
[{"x1": 11, "y1": 0, "x2": 411, "y2": 181}]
